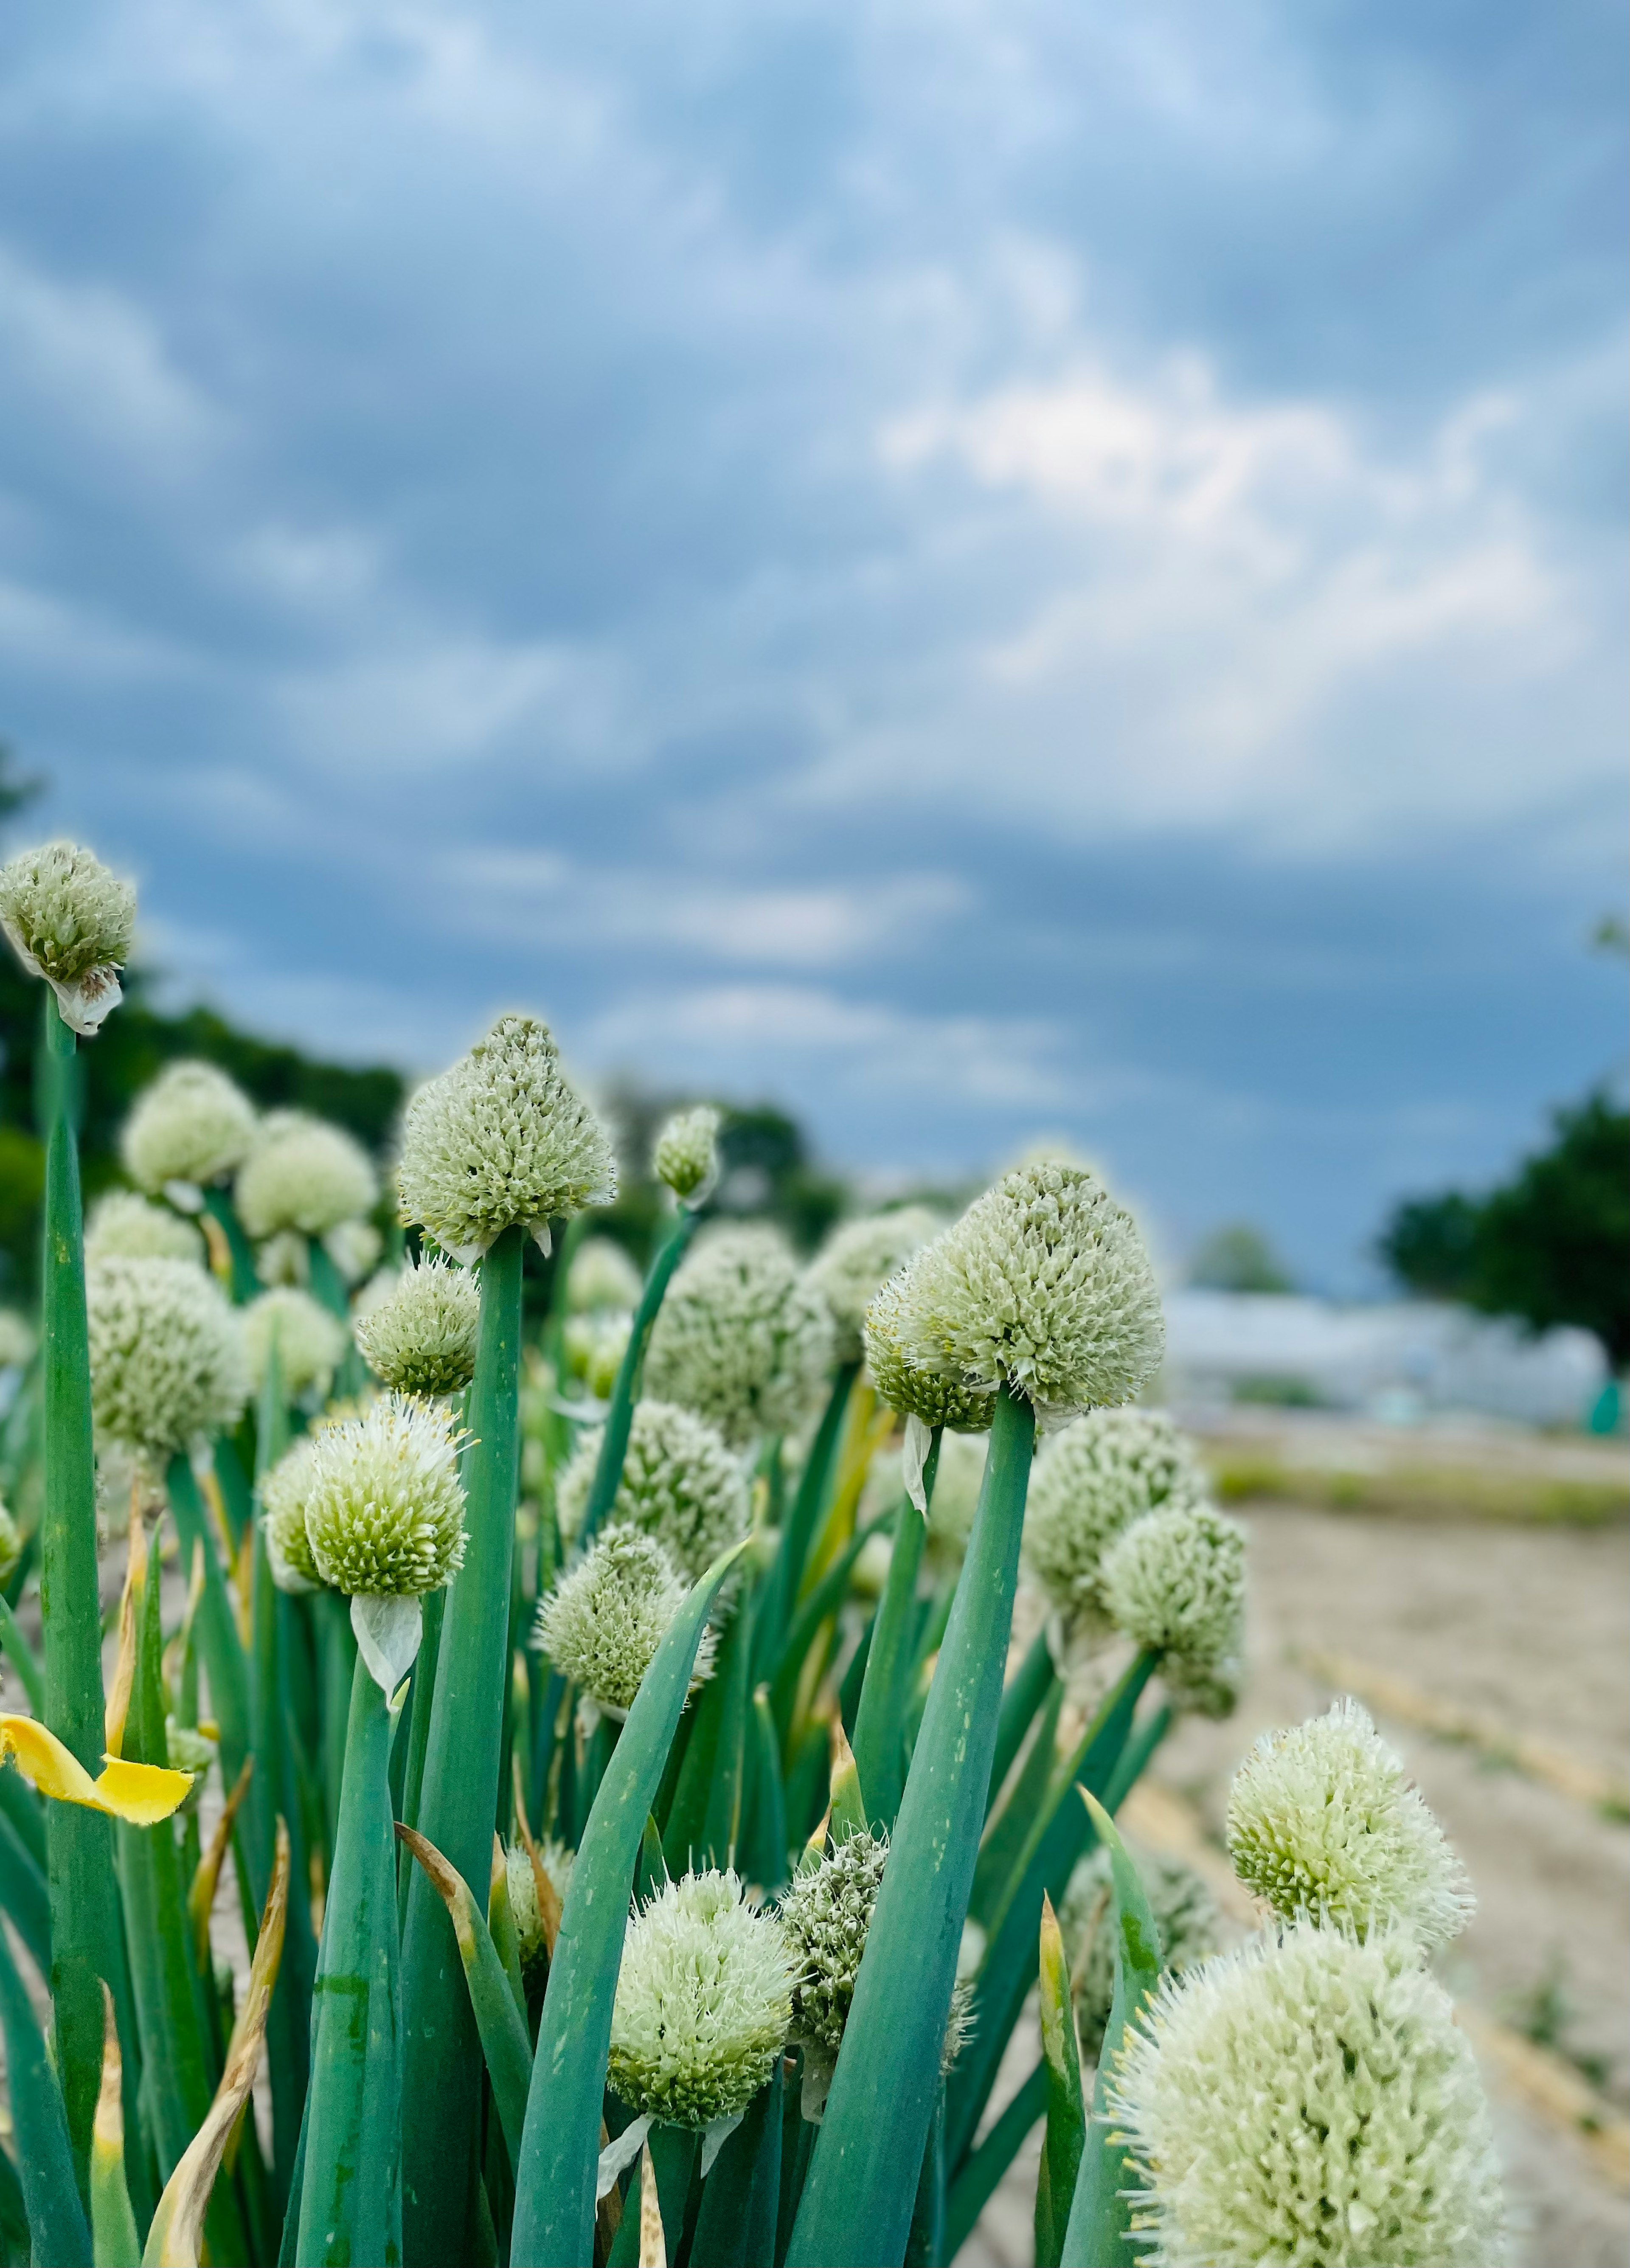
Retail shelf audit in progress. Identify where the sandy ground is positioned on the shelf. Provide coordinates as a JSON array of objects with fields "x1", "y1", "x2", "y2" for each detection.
[{"x1": 961, "y1": 1495, "x2": 1630, "y2": 2268}]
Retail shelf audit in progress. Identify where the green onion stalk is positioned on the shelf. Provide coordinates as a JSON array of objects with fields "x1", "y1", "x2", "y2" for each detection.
[
  {"x1": 37, "y1": 996, "x2": 140, "y2": 2186},
  {"x1": 787, "y1": 1384, "x2": 1036, "y2": 2268},
  {"x1": 398, "y1": 1226, "x2": 525, "y2": 2263}
]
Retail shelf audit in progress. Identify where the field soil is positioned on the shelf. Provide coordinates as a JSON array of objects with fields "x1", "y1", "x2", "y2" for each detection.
[{"x1": 963, "y1": 1475, "x2": 1630, "y2": 2268}]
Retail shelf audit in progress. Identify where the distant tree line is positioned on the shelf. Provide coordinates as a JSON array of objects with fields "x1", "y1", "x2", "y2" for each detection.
[{"x1": 1379, "y1": 1090, "x2": 1630, "y2": 1371}]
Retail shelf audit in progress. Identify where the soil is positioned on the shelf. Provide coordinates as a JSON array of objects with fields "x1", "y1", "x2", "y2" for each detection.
[{"x1": 963, "y1": 1492, "x2": 1630, "y2": 2268}]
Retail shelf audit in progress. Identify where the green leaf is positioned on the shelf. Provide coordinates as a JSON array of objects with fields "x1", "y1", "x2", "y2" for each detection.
[
  {"x1": 943, "y1": 1650, "x2": 1156, "y2": 2174},
  {"x1": 607, "y1": 2125, "x2": 696, "y2": 2268},
  {"x1": 1059, "y1": 1794, "x2": 1164, "y2": 2268},
  {"x1": 753, "y1": 1362, "x2": 859, "y2": 1681},
  {"x1": 663, "y1": 1593, "x2": 753, "y2": 1876},
  {"x1": 90, "y1": 1988, "x2": 141, "y2": 2268},
  {"x1": 296, "y1": 1655, "x2": 402, "y2": 2268},
  {"x1": 942, "y1": 2062, "x2": 1046, "y2": 2262},
  {"x1": 827, "y1": 1721, "x2": 868, "y2": 1846},
  {"x1": 688, "y1": 2066, "x2": 782, "y2": 2268},
  {"x1": 849, "y1": 1467, "x2": 933, "y2": 1835},
  {"x1": 970, "y1": 1678, "x2": 1064, "y2": 1929},
  {"x1": 399, "y1": 1227, "x2": 524, "y2": 2264},
  {"x1": 37, "y1": 994, "x2": 131, "y2": 2185},
  {"x1": 986, "y1": 1627, "x2": 1059, "y2": 1813},
  {"x1": 766, "y1": 1509, "x2": 891, "y2": 1734},
  {"x1": 745, "y1": 1686, "x2": 788, "y2": 1894},
  {"x1": 0, "y1": 1902, "x2": 91, "y2": 2268},
  {"x1": 786, "y1": 1385, "x2": 1037, "y2": 2268},
  {"x1": 398, "y1": 1825, "x2": 533, "y2": 2176},
  {"x1": 579, "y1": 1206, "x2": 701, "y2": 1549},
  {"x1": 1035, "y1": 1894, "x2": 1085, "y2": 2268},
  {"x1": 0, "y1": 1791, "x2": 50, "y2": 1975},
  {"x1": 510, "y1": 1536, "x2": 750, "y2": 2268},
  {"x1": 0, "y1": 1594, "x2": 43, "y2": 1716},
  {"x1": 164, "y1": 1455, "x2": 251, "y2": 1800}
]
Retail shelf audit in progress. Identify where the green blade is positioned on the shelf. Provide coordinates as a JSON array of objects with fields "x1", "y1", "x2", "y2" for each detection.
[
  {"x1": 766, "y1": 1509, "x2": 891, "y2": 1735},
  {"x1": 1059, "y1": 1795, "x2": 1163, "y2": 2268},
  {"x1": 37, "y1": 995, "x2": 132, "y2": 2185},
  {"x1": 510, "y1": 1536, "x2": 749, "y2": 2268},
  {"x1": 688, "y1": 2064, "x2": 782, "y2": 2268},
  {"x1": 1035, "y1": 1894, "x2": 1085, "y2": 2268},
  {"x1": 970, "y1": 1678, "x2": 1065, "y2": 1928},
  {"x1": 296, "y1": 1654, "x2": 403, "y2": 2268},
  {"x1": 0, "y1": 1911, "x2": 92, "y2": 2268},
  {"x1": 399, "y1": 1226, "x2": 524, "y2": 2265},
  {"x1": 785, "y1": 1383, "x2": 1036, "y2": 2268},
  {"x1": 944, "y1": 1650, "x2": 1155, "y2": 2173},
  {"x1": 986, "y1": 1626, "x2": 1060, "y2": 1813},
  {"x1": 849, "y1": 1464, "x2": 934, "y2": 1833},
  {"x1": 943, "y1": 2061, "x2": 1046, "y2": 2263},
  {"x1": 578, "y1": 1206, "x2": 700, "y2": 1549},
  {"x1": 753, "y1": 1362, "x2": 859, "y2": 1681},
  {"x1": 398, "y1": 1825, "x2": 534, "y2": 2176}
]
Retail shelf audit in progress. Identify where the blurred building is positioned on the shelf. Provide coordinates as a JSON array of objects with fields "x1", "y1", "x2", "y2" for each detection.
[{"x1": 1161, "y1": 1291, "x2": 1607, "y2": 1430}]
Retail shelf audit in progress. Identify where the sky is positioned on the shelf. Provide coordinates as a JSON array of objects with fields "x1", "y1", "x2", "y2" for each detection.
[{"x1": 0, "y1": 1, "x2": 1624, "y2": 1291}]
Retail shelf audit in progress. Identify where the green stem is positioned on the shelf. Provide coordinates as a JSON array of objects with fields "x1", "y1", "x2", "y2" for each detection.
[
  {"x1": 0, "y1": 1592, "x2": 43, "y2": 1714},
  {"x1": 37, "y1": 993, "x2": 133, "y2": 2188},
  {"x1": 753, "y1": 1361, "x2": 860, "y2": 1680},
  {"x1": 297, "y1": 1652, "x2": 403, "y2": 2268},
  {"x1": 849, "y1": 1436, "x2": 940, "y2": 1832},
  {"x1": 399, "y1": 1226, "x2": 524, "y2": 2266},
  {"x1": 396, "y1": 1585, "x2": 444, "y2": 1923},
  {"x1": 579, "y1": 1207, "x2": 700, "y2": 1548},
  {"x1": 250, "y1": 1339, "x2": 313, "y2": 2216},
  {"x1": 201, "y1": 1186, "x2": 260, "y2": 1303},
  {"x1": 786, "y1": 1383, "x2": 1036, "y2": 2268},
  {"x1": 0, "y1": 1911, "x2": 91, "y2": 2268}
]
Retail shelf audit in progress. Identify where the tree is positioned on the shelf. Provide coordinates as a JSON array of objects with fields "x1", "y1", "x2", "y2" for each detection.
[
  {"x1": 1188, "y1": 1222, "x2": 1295, "y2": 1294},
  {"x1": 1380, "y1": 1092, "x2": 1630, "y2": 1370}
]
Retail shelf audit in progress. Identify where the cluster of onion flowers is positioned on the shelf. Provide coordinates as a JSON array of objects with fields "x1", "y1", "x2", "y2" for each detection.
[{"x1": 1103, "y1": 1697, "x2": 1501, "y2": 2268}]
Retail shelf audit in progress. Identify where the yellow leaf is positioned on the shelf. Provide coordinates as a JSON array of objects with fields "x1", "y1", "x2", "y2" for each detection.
[
  {"x1": 0, "y1": 1716, "x2": 192, "y2": 1824},
  {"x1": 144, "y1": 1820, "x2": 289, "y2": 2268}
]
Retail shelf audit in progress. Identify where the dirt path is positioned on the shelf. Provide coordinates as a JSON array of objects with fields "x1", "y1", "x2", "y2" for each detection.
[{"x1": 963, "y1": 1498, "x2": 1630, "y2": 2268}]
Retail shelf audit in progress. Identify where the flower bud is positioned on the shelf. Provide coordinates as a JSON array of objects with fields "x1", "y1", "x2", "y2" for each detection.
[
  {"x1": 652, "y1": 1105, "x2": 720, "y2": 1206},
  {"x1": 506, "y1": 1838, "x2": 573, "y2": 1992},
  {"x1": 863, "y1": 1272, "x2": 995, "y2": 1434},
  {"x1": 397, "y1": 1014, "x2": 616, "y2": 1261},
  {"x1": 301, "y1": 1393, "x2": 467, "y2": 1600},
  {"x1": 0, "y1": 838, "x2": 135, "y2": 1034},
  {"x1": 562, "y1": 1310, "x2": 631, "y2": 1403},
  {"x1": 322, "y1": 1218, "x2": 382, "y2": 1286},
  {"x1": 1100, "y1": 1498, "x2": 1245, "y2": 1709},
  {"x1": 88, "y1": 1257, "x2": 248, "y2": 1456},
  {"x1": 121, "y1": 1061, "x2": 257, "y2": 1200},
  {"x1": 1227, "y1": 1698, "x2": 1473, "y2": 1951},
  {"x1": 1060, "y1": 1841, "x2": 1223, "y2": 2059},
  {"x1": 645, "y1": 1225, "x2": 833, "y2": 1449},
  {"x1": 609, "y1": 1871, "x2": 793, "y2": 2129},
  {"x1": 566, "y1": 1236, "x2": 643, "y2": 1314},
  {"x1": 354, "y1": 1255, "x2": 480, "y2": 1397},
  {"x1": 876, "y1": 1163, "x2": 1163, "y2": 1424},
  {"x1": 1109, "y1": 1925, "x2": 1503, "y2": 2268},
  {"x1": 85, "y1": 1191, "x2": 205, "y2": 1269},
  {"x1": 534, "y1": 1527, "x2": 713, "y2": 1716},
  {"x1": 236, "y1": 1111, "x2": 378, "y2": 1241},
  {"x1": 258, "y1": 1433, "x2": 327, "y2": 1594},
  {"x1": 555, "y1": 1399, "x2": 750, "y2": 1580},
  {"x1": 807, "y1": 1207, "x2": 941, "y2": 1366},
  {"x1": 242, "y1": 1287, "x2": 348, "y2": 1409},
  {"x1": 778, "y1": 1829, "x2": 975, "y2": 2118},
  {"x1": 1024, "y1": 1408, "x2": 1206, "y2": 1628}
]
